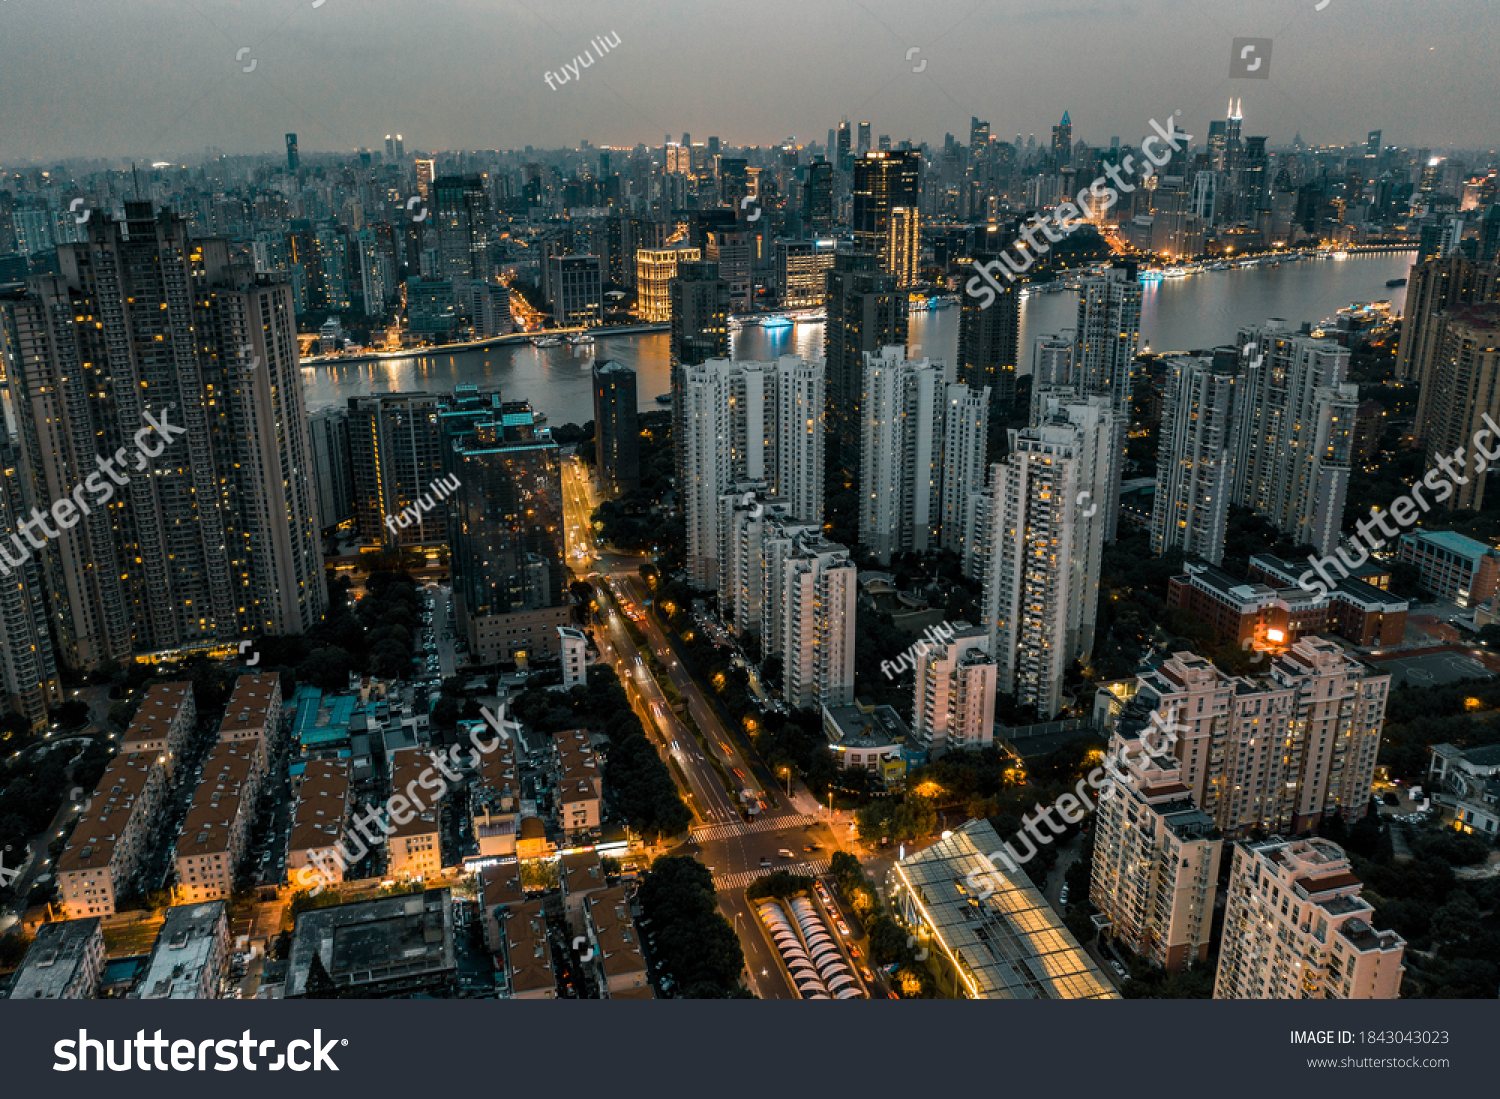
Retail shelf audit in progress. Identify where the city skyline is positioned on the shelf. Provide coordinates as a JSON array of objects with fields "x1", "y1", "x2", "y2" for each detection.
[{"x1": 0, "y1": 0, "x2": 1497, "y2": 164}]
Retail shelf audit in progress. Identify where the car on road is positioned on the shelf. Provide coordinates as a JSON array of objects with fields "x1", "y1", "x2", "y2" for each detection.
[
  {"x1": 759, "y1": 857, "x2": 771, "y2": 867},
  {"x1": 860, "y1": 966, "x2": 875, "y2": 982},
  {"x1": 1060, "y1": 884, "x2": 1070, "y2": 905},
  {"x1": 803, "y1": 843, "x2": 820, "y2": 852},
  {"x1": 777, "y1": 849, "x2": 794, "y2": 859},
  {"x1": 1111, "y1": 961, "x2": 1128, "y2": 979}
]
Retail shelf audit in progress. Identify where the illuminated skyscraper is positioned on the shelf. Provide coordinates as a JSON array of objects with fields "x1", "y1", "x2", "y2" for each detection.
[
  {"x1": 980, "y1": 395, "x2": 1116, "y2": 716},
  {"x1": 1233, "y1": 323, "x2": 1354, "y2": 556},
  {"x1": 1151, "y1": 350, "x2": 1240, "y2": 565},
  {"x1": 852, "y1": 150, "x2": 921, "y2": 276},
  {"x1": 636, "y1": 246, "x2": 701, "y2": 323},
  {"x1": 2, "y1": 202, "x2": 326, "y2": 669},
  {"x1": 1074, "y1": 260, "x2": 1143, "y2": 539},
  {"x1": 958, "y1": 249, "x2": 1021, "y2": 414},
  {"x1": 860, "y1": 346, "x2": 943, "y2": 564},
  {"x1": 1051, "y1": 110, "x2": 1072, "y2": 166}
]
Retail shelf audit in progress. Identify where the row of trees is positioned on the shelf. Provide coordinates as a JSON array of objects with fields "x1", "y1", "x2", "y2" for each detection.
[
  {"x1": 636, "y1": 857, "x2": 747, "y2": 997},
  {"x1": 508, "y1": 665, "x2": 691, "y2": 842}
]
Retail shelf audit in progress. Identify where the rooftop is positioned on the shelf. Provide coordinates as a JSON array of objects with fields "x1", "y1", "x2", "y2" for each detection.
[
  {"x1": 7, "y1": 919, "x2": 102, "y2": 999},
  {"x1": 122, "y1": 681, "x2": 192, "y2": 747},
  {"x1": 58, "y1": 751, "x2": 162, "y2": 873},
  {"x1": 285, "y1": 889, "x2": 456, "y2": 997},
  {"x1": 219, "y1": 674, "x2": 280, "y2": 737},
  {"x1": 133, "y1": 902, "x2": 227, "y2": 999},
  {"x1": 891, "y1": 820, "x2": 1118, "y2": 1000},
  {"x1": 287, "y1": 759, "x2": 350, "y2": 853}
]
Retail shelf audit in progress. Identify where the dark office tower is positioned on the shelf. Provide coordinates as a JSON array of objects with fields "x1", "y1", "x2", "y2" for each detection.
[
  {"x1": 957, "y1": 252, "x2": 1020, "y2": 412},
  {"x1": 970, "y1": 117, "x2": 990, "y2": 150},
  {"x1": 1366, "y1": 130, "x2": 1382, "y2": 159},
  {"x1": 285, "y1": 133, "x2": 300, "y2": 172},
  {"x1": 805, "y1": 158, "x2": 834, "y2": 235},
  {"x1": 0, "y1": 419, "x2": 62, "y2": 732},
  {"x1": 385, "y1": 134, "x2": 395, "y2": 161},
  {"x1": 1051, "y1": 111, "x2": 1073, "y2": 167},
  {"x1": 2, "y1": 202, "x2": 326, "y2": 670},
  {"x1": 837, "y1": 121, "x2": 852, "y2": 172},
  {"x1": 1205, "y1": 121, "x2": 1226, "y2": 171},
  {"x1": 720, "y1": 157, "x2": 749, "y2": 212},
  {"x1": 669, "y1": 260, "x2": 732, "y2": 490},
  {"x1": 1396, "y1": 254, "x2": 1500, "y2": 387},
  {"x1": 347, "y1": 393, "x2": 448, "y2": 548},
  {"x1": 1074, "y1": 260, "x2": 1144, "y2": 540},
  {"x1": 307, "y1": 408, "x2": 355, "y2": 532},
  {"x1": 447, "y1": 401, "x2": 568, "y2": 665},
  {"x1": 593, "y1": 361, "x2": 640, "y2": 498},
  {"x1": 824, "y1": 253, "x2": 907, "y2": 473},
  {"x1": 432, "y1": 175, "x2": 491, "y2": 288},
  {"x1": 852, "y1": 150, "x2": 921, "y2": 275},
  {"x1": 857, "y1": 122, "x2": 872, "y2": 156},
  {"x1": 1225, "y1": 99, "x2": 1243, "y2": 168},
  {"x1": 1240, "y1": 136, "x2": 1269, "y2": 218},
  {"x1": 394, "y1": 134, "x2": 405, "y2": 160},
  {"x1": 1480, "y1": 204, "x2": 1500, "y2": 266}
]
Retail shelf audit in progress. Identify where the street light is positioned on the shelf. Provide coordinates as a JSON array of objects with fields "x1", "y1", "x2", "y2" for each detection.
[{"x1": 780, "y1": 767, "x2": 791, "y2": 798}]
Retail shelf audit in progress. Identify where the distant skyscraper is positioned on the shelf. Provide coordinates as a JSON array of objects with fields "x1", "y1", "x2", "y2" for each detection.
[
  {"x1": 887, "y1": 206, "x2": 920, "y2": 289},
  {"x1": 385, "y1": 134, "x2": 395, "y2": 161},
  {"x1": 1152, "y1": 350, "x2": 1240, "y2": 565},
  {"x1": 680, "y1": 357, "x2": 824, "y2": 588},
  {"x1": 592, "y1": 361, "x2": 640, "y2": 499},
  {"x1": 804, "y1": 157, "x2": 834, "y2": 236},
  {"x1": 1051, "y1": 110, "x2": 1072, "y2": 166},
  {"x1": 636, "y1": 246, "x2": 701, "y2": 323},
  {"x1": 1366, "y1": 129, "x2": 1382, "y2": 158},
  {"x1": 938, "y1": 383, "x2": 991, "y2": 562},
  {"x1": 958, "y1": 251, "x2": 1021, "y2": 413},
  {"x1": 857, "y1": 121, "x2": 871, "y2": 156},
  {"x1": 980, "y1": 395, "x2": 1116, "y2": 716},
  {"x1": 1029, "y1": 332, "x2": 1074, "y2": 422},
  {"x1": 2, "y1": 202, "x2": 326, "y2": 668},
  {"x1": 1074, "y1": 260, "x2": 1143, "y2": 539},
  {"x1": 1233, "y1": 324, "x2": 1354, "y2": 556},
  {"x1": 307, "y1": 408, "x2": 355, "y2": 532},
  {"x1": 447, "y1": 399, "x2": 569, "y2": 665},
  {"x1": 859, "y1": 347, "x2": 943, "y2": 564},
  {"x1": 851, "y1": 151, "x2": 921, "y2": 275},
  {"x1": 669, "y1": 260, "x2": 731, "y2": 492},
  {"x1": 285, "y1": 133, "x2": 300, "y2": 172},
  {"x1": 544, "y1": 254, "x2": 603, "y2": 327},
  {"x1": 836, "y1": 121, "x2": 852, "y2": 172},
  {"x1": 415, "y1": 158, "x2": 435, "y2": 199},
  {"x1": 347, "y1": 393, "x2": 446, "y2": 547},
  {"x1": 970, "y1": 117, "x2": 990, "y2": 150},
  {"x1": 394, "y1": 134, "x2": 405, "y2": 160},
  {"x1": 1207, "y1": 120, "x2": 1227, "y2": 171},
  {"x1": 824, "y1": 253, "x2": 907, "y2": 474},
  {"x1": 432, "y1": 175, "x2": 492, "y2": 289}
]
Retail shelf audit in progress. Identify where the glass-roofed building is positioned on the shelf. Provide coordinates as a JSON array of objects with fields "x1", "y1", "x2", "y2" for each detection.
[{"x1": 887, "y1": 819, "x2": 1118, "y2": 999}]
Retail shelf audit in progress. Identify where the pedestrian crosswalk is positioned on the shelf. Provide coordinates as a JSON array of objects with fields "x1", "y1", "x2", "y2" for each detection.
[
  {"x1": 691, "y1": 813, "x2": 814, "y2": 843},
  {"x1": 714, "y1": 860, "x2": 830, "y2": 892}
]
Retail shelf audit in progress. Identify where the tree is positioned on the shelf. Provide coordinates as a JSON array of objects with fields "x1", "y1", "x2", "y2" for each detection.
[{"x1": 638, "y1": 857, "x2": 746, "y2": 997}]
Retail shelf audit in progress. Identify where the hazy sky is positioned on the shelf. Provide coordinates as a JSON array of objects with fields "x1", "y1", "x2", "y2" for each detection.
[{"x1": 1, "y1": 0, "x2": 1496, "y2": 164}]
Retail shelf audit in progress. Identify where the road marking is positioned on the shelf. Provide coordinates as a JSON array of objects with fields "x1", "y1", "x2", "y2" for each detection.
[
  {"x1": 691, "y1": 813, "x2": 815, "y2": 842},
  {"x1": 714, "y1": 860, "x2": 831, "y2": 891}
]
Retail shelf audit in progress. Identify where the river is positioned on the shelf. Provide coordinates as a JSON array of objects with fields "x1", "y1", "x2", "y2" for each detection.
[{"x1": 300, "y1": 251, "x2": 1416, "y2": 428}]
